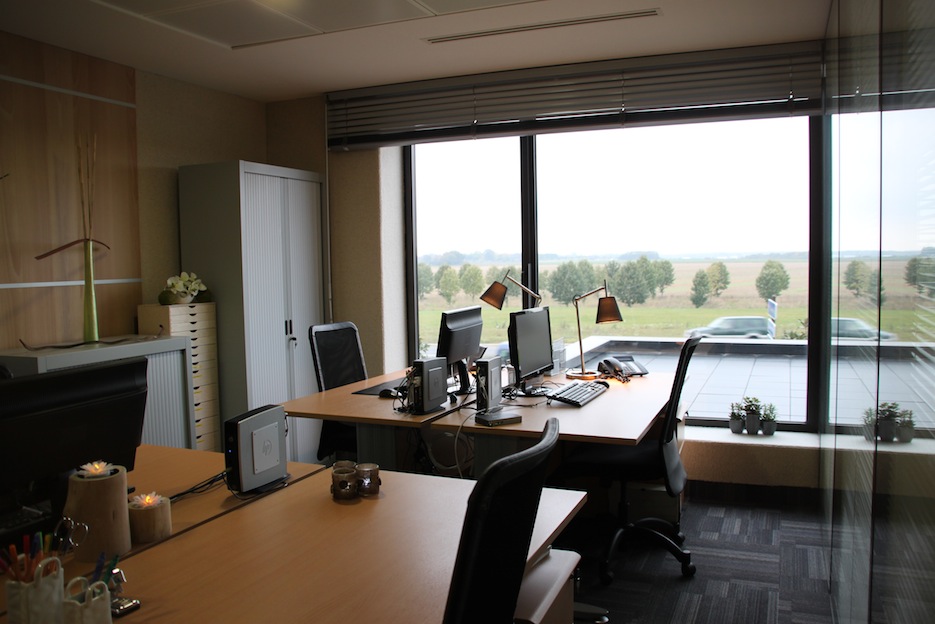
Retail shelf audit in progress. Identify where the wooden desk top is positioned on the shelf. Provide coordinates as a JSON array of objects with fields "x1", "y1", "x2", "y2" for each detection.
[
  {"x1": 114, "y1": 470, "x2": 586, "y2": 623},
  {"x1": 432, "y1": 373, "x2": 675, "y2": 445},
  {"x1": 128, "y1": 445, "x2": 323, "y2": 537},
  {"x1": 281, "y1": 370, "x2": 460, "y2": 427}
]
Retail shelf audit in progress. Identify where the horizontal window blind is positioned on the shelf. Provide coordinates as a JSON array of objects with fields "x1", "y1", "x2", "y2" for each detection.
[{"x1": 327, "y1": 40, "x2": 825, "y2": 150}]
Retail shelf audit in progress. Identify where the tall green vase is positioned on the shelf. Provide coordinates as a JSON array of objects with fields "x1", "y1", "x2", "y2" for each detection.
[{"x1": 83, "y1": 239, "x2": 99, "y2": 342}]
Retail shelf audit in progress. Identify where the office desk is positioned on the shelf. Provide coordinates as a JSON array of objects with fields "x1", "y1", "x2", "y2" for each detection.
[
  {"x1": 433, "y1": 373, "x2": 675, "y2": 474},
  {"x1": 0, "y1": 446, "x2": 322, "y2": 618},
  {"x1": 281, "y1": 370, "x2": 462, "y2": 469},
  {"x1": 128, "y1": 445, "x2": 323, "y2": 536},
  {"x1": 112, "y1": 469, "x2": 586, "y2": 623}
]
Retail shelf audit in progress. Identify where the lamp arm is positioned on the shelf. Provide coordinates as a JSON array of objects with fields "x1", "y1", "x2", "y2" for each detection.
[
  {"x1": 505, "y1": 274, "x2": 542, "y2": 306},
  {"x1": 572, "y1": 285, "x2": 607, "y2": 305},
  {"x1": 574, "y1": 297, "x2": 587, "y2": 375}
]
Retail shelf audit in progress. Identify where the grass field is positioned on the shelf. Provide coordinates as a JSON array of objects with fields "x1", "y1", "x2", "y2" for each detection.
[{"x1": 419, "y1": 258, "x2": 920, "y2": 346}]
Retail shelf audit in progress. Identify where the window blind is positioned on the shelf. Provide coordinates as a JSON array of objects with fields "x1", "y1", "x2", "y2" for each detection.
[{"x1": 327, "y1": 40, "x2": 825, "y2": 150}]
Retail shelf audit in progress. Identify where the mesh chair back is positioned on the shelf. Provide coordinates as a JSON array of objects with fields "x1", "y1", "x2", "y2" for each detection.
[
  {"x1": 443, "y1": 418, "x2": 560, "y2": 624},
  {"x1": 309, "y1": 322, "x2": 368, "y2": 391},
  {"x1": 658, "y1": 336, "x2": 701, "y2": 496}
]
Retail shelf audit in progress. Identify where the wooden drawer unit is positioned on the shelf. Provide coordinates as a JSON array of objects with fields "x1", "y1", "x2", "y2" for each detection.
[{"x1": 138, "y1": 303, "x2": 221, "y2": 450}]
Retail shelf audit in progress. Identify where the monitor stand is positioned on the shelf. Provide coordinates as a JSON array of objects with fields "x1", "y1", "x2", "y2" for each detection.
[
  {"x1": 520, "y1": 377, "x2": 550, "y2": 397},
  {"x1": 451, "y1": 360, "x2": 472, "y2": 395}
]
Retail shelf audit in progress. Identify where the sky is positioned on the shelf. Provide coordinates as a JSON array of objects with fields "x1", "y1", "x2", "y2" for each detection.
[{"x1": 414, "y1": 109, "x2": 934, "y2": 259}]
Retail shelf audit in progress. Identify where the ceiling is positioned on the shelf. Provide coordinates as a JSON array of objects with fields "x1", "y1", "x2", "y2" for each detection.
[{"x1": 0, "y1": 0, "x2": 832, "y2": 102}]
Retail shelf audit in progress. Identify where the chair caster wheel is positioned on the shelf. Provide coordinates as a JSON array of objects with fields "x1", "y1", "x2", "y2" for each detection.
[
  {"x1": 681, "y1": 562, "x2": 696, "y2": 577},
  {"x1": 675, "y1": 531, "x2": 686, "y2": 545}
]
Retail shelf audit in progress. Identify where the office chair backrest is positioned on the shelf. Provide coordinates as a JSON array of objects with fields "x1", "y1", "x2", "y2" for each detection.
[
  {"x1": 309, "y1": 322, "x2": 368, "y2": 391},
  {"x1": 659, "y1": 336, "x2": 701, "y2": 497},
  {"x1": 443, "y1": 418, "x2": 560, "y2": 624}
]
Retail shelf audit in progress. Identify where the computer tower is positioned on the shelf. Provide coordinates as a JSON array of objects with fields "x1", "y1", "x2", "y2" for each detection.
[
  {"x1": 409, "y1": 357, "x2": 447, "y2": 414},
  {"x1": 475, "y1": 356, "x2": 501, "y2": 414},
  {"x1": 224, "y1": 404, "x2": 288, "y2": 493}
]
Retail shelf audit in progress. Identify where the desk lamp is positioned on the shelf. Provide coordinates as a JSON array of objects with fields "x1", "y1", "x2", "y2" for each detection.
[
  {"x1": 480, "y1": 270, "x2": 542, "y2": 309},
  {"x1": 566, "y1": 281, "x2": 622, "y2": 380}
]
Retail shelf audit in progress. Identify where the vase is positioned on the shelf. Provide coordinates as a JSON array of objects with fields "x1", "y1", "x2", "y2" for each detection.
[
  {"x1": 745, "y1": 413, "x2": 759, "y2": 435},
  {"x1": 729, "y1": 419, "x2": 744, "y2": 434},
  {"x1": 878, "y1": 420, "x2": 897, "y2": 442},
  {"x1": 168, "y1": 292, "x2": 195, "y2": 304},
  {"x1": 83, "y1": 240, "x2": 99, "y2": 342},
  {"x1": 761, "y1": 421, "x2": 777, "y2": 436},
  {"x1": 897, "y1": 426, "x2": 914, "y2": 443}
]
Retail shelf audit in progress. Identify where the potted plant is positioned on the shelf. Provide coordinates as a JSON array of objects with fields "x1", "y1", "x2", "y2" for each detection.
[
  {"x1": 742, "y1": 396, "x2": 761, "y2": 436},
  {"x1": 876, "y1": 401, "x2": 900, "y2": 442},
  {"x1": 728, "y1": 402, "x2": 745, "y2": 434},
  {"x1": 897, "y1": 410, "x2": 915, "y2": 443},
  {"x1": 862, "y1": 408, "x2": 876, "y2": 441},
  {"x1": 760, "y1": 403, "x2": 778, "y2": 436},
  {"x1": 158, "y1": 271, "x2": 207, "y2": 305}
]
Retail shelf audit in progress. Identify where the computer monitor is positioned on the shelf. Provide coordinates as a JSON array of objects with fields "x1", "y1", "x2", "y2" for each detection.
[
  {"x1": 0, "y1": 357, "x2": 149, "y2": 541},
  {"x1": 507, "y1": 306, "x2": 554, "y2": 396},
  {"x1": 436, "y1": 305, "x2": 484, "y2": 395}
]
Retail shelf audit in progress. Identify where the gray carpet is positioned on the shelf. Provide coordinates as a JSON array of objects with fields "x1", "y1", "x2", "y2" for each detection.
[{"x1": 558, "y1": 496, "x2": 833, "y2": 623}]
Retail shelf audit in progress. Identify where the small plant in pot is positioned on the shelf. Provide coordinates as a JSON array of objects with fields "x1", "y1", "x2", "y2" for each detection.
[
  {"x1": 862, "y1": 408, "x2": 876, "y2": 441},
  {"x1": 760, "y1": 403, "x2": 778, "y2": 436},
  {"x1": 742, "y1": 396, "x2": 761, "y2": 436},
  {"x1": 897, "y1": 410, "x2": 915, "y2": 443},
  {"x1": 876, "y1": 401, "x2": 901, "y2": 442},
  {"x1": 728, "y1": 402, "x2": 745, "y2": 434}
]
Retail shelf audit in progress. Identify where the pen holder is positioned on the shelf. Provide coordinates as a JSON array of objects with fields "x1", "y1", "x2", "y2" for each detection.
[
  {"x1": 128, "y1": 498, "x2": 172, "y2": 544},
  {"x1": 5, "y1": 556, "x2": 64, "y2": 624},
  {"x1": 63, "y1": 466, "x2": 132, "y2": 562},
  {"x1": 64, "y1": 577, "x2": 112, "y2": 624}
]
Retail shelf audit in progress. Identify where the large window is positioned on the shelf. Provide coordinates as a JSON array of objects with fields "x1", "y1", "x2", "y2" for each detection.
[{"x1": 413, "y1": 117, "x2": 816, "y2": 426}]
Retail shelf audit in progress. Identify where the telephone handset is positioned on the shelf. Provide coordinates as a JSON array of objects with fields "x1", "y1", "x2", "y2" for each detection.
[{"x1": 597, "y1": 355, "x2": 648, "y2": 380}]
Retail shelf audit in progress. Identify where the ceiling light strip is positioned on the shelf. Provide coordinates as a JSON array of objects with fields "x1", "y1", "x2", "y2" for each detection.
[{"x1": 425, "y1": 9, "x2": 660, "y2": 44}]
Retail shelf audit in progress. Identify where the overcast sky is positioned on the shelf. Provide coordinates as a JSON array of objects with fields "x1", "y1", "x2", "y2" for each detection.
[{"x1": 415, "y1": 109, "x2": 933, "y2": 258}]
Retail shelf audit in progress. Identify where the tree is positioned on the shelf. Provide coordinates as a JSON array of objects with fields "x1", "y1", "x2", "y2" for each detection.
[
  {"x1": 653, "y1": 259, "x2": 675, "y2": 295},
  {"x1": 459, "y1": 264, "x2": 485, "y2": 298},
  {"x1": 905, "y1": 256, "x2": 935, "y2": 295},
  {"x1": 755, "y1": 260, "x2": 790, "y2": 302},
  {"x1": 417, "y1": 263, "x2": 434, "y2": 299},
  {"x1": 869, "y1": 270, "x2": 886, "y2": 306},
  {"x1": 706, "y1": 261, "x2": 730, "y2": 297},
  {"x1": 690, "y1": 270, "x2": 710, "y2": 308},
  {"x1": 435, "y1": 265, "x2": 459, "y2": 305},
  {"x1": 844, "y1": 260, "x2": 870, "y2": 298},
  {"x1": 548, "y1": 261, "x2": 585, "y2": 304},
  {"x1": 635, "y1": 256, "x2": 657, "y2": 297},
  {"x1": 612, "y1": 260, "x2": 651, "y2": 307}
]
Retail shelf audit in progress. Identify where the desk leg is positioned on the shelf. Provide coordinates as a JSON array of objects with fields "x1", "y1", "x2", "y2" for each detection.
[
  {"x1": 472, "y1": 435, "x2": 522, "y2": 476},
  {"x1": 357, "y1": 424, "x2": 399, "y2": 470}
]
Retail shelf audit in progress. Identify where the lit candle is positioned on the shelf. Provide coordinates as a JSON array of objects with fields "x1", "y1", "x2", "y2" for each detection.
[
  {"x1": 128, "y1": 492, "x2": 172, "y2": 543},
  {"x1": 78, "y1": 461, "x2": 114, "y2": 478}
]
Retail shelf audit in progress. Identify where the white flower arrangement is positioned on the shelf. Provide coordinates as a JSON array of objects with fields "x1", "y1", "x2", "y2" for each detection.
[
  {"x1": 166, "y1": 271, "x2": 207, "y2": 298},
  {"x1": 130, "y1": 492, "x2": 167, "y2": 508}
]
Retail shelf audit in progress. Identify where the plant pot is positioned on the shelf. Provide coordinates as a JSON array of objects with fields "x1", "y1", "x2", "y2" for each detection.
[
  {"x1": 761, "y1": 421, "x2": 777, "y2": 436},
  {"x1": 729, "y1": 419, "x2": 744, "y2": 434},
  {"x1": 877, "y1": 420, "x2": 897, "y2": 442},
  {"x1": 862, "y1": 424, "x2": 875, "y2": 441},
  {"x1": 745, "y1": 413, "x2": 759, "y2": 435},
  {"x1": 897, "y1": 426, "x2": 914, "y2": 443}
]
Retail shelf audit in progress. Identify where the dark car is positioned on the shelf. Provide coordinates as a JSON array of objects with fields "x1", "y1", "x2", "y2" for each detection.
[
  {"x1": 831, "y1": 317, "x2": 896, "y2": 340},
  {"x1": 686, "y1": 316, "x2": 772, "y2": 339}
]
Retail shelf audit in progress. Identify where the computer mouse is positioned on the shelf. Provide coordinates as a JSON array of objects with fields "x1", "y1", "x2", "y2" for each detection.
[
  {"x1": 379, "y1": 388, "x2": 398, "y2": 399},
  {"x1": 594, "y1": 379, "x2": 610, "y2": 388}
]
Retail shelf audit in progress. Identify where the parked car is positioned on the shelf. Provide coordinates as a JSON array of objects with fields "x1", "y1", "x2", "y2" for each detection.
[
  {"x1": 832, "y1": 317, "x2": 897, "y2": 340},
  {"x1": 686, "y1": 316, "x2": 772, "y2": 339}
]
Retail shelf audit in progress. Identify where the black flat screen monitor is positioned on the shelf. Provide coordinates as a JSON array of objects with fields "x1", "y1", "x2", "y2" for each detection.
[
  {"x1": 436, "y1": 305, "x2": 484, "y2": 395},
  {"x1": 508, "y1": 306, "x2": 554, "y2": 396},
  {"x1": 0, "y1": 357, "x2": 149, "y2": 540}
]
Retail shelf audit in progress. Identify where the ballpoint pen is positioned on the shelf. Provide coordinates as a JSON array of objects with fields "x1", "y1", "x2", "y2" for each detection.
[{"x1": 91, "y1": 551, "x2": 106, "y2": 583}]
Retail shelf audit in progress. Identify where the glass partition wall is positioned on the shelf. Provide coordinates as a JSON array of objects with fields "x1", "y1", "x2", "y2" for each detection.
[{"x1": 826, "y1": 0, "x2": 935, "y2": 620}]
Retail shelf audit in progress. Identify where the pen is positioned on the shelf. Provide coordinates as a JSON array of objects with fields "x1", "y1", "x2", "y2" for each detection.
[
  {"x1": 7, "y1": 545, "x2": 20, "y2": 582},
  {"x1": 44, "y1": 533, "x2": 52, "y2": 556},
  {"x1": 22, "y1": 536, "x2": 30, "y2": 580},
  {"x1": 91, "y1": 551, "x2": 106, "y2": 583},
  {"x1": 102, "y1": 554, "x2": 120, "y2": 584}
]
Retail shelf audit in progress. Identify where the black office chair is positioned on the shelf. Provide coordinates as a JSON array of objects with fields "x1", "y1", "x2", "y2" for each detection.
[
  {"x1": 309, "y1": 321, "x2": 368, "y2": 462},
  {"x1": 559, "y1": 336, "x2": 701, "y2": 582},
  {"x1": 443, "y1": 418, "x2": 560, "y2": 624}
]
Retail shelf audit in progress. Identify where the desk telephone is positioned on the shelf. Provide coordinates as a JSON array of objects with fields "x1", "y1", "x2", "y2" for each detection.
[{"x1": 597, "y1": 355, "x2": 648, "y2": 380}]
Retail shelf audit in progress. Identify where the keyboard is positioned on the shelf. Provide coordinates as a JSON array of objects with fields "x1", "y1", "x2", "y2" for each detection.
[{"x1": 548, "y1": 381, "x2": 608, "y2": 407}]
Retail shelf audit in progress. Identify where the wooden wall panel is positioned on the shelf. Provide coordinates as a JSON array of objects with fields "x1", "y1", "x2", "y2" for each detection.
[{"x1": 0, "y1": 32, "x2": 140, "y2": 349}]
